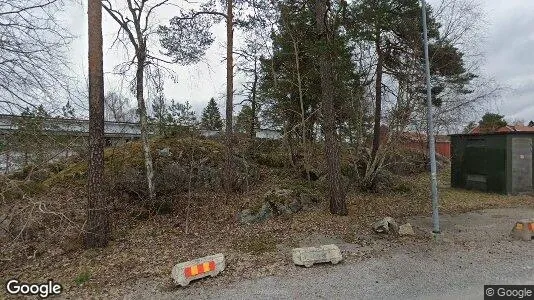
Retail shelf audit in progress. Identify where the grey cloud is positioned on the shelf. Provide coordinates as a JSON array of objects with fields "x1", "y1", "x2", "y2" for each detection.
[
  {"x1": 60, "y1": 0, "x2": 534, "y2": 124},
  {"x1": 481, "y1": 1, "x2": 534, "y2": 121}
]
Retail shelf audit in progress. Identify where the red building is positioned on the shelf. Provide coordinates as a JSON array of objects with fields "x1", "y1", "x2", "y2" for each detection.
[
  {"x1": 377, "y1": 126, "x2": 451, "y2": 158},
  {"x1": 400, "y1": 132, "x2": 451, "y2": 158}
]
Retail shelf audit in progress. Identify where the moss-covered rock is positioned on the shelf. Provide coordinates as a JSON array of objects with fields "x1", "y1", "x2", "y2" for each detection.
[
  {"x1": 238, "y1": 186, "x2": 320, "y2": 224},
  {"x1": 42, "y1": 137, "x2": 259, "y2": 197}
]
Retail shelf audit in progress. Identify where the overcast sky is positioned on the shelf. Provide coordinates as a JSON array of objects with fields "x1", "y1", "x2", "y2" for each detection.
[
  {"x1": 63, "y1": 1, "x2": 230, "y2": 116},
  {"x1": 474, "y1": 0, "x2": 534, "y2": 122},
  {"x1": 62, "y1": 0, "x2": 534, "y2": 122}
]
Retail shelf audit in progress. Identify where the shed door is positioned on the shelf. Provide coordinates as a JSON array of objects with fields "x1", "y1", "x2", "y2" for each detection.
[{"x1": 511, "y1": 138, "x2": 533, "y2": 194}]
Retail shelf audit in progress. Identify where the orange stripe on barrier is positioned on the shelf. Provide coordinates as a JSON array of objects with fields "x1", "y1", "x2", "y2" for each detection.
[
  {"x1": 203, "y1": 262, "x2": 211, "y2": 272},
  {"x1": 529, "y1": 223, "x2": 534, "y2": 231},
  {"x1": 184, "y1": 260, "x2": 217, "y2": 278}
]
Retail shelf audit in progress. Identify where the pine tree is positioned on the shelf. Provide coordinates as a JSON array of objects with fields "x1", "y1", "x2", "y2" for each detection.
[
  {"x1": 201, "y1": 98, "x2": 223, "y2": 131},
  {"x1": 62, "y1": 101, "x2": 76, "y2": 119},
  {"x1": 235, "y1": 105, "x2": 258, "y2": 136},
  {"x1": 478, "y1": 113, "x2": 507, "y2": 132},
  {"x1": 314, "y1": 0, "x2": 347, "y2": 215},
  {"x1": 86, "y1": 0, "x2": 109, "y2": 248},
  {"x1": 169, "y1": 100, "x2": 197, "y2": 127},
  {"x1": 150, "y1": 95, "x2": 173, "y2": 135},
  {"x1": 12, "y1": 106, "x2": 50, "y2": 168}
]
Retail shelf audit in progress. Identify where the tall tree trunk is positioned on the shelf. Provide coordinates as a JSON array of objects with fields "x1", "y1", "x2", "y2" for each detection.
[
  {"x1": 224, "y1": 1, "x2": 235, "y2": 193},
  {"x1": 4, "y1": 150, "x2": 10, "y2": 174},
  {"x1": 314, "y1": 0, "x2": 347, "y2": 216},
  {"x1": 292, "y1": 37, "x2": 311, "y2": 181},
  {"x1": 283, "y1": 122, "x2": 296, "y2": 168},
  {"x1": 371, "y1": 34, "x2": 383, "y2": 161},
  {"x1": 249, "y1": 57, "x2": 258, "y2": 140},
  {"x1": 136, "y1": 50, "x2": 156, "y2": 201},
  {"x1": 86, "y1": 0, "x2": 109, "y2": 248}
]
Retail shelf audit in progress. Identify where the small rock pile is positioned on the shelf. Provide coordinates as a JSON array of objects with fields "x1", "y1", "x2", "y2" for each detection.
[
  {"x1": 373, "y1": 217, "x2": 415, "y2": 236},
  {"x1": 238, "y1": 187, "x2": 320, "y2": 224}
]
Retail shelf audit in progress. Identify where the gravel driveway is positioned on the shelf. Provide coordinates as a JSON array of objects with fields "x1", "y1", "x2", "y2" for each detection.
[{"x1": 115, "y1": 208, "x2": 534, "y2": 300}]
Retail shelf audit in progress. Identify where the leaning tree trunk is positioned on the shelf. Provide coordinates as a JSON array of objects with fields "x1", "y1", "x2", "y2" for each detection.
[
  {"x1": 86, "y1": 0, "x2": 110, "y2": 248},
  {"x1": 224, "y1": 0, "x2": 235, "y2": 194},
  {"x1": 292, "y1": 37, "x2": 311, "y2": 181},
  {"x1": 282, "y1": 8, "x2": 311, "y2": 179},
  {"x1": 136, "y1": 49, "x2": 155, "y2": 201},
  {"x1": 314, "y1": 0, "x2": 347, "y2": 216},
  {"x1": 371, "y1": 34, "x2": 383, "y2": 161}
]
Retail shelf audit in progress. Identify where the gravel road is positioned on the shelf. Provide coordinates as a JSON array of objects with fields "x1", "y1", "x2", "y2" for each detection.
[{"x1": 118, "y1": 208, "x2": 534, "y2": 300}]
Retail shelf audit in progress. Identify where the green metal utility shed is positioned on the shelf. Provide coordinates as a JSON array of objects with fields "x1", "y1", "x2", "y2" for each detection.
[{"x1": 450, "y1": 132, "x2": 534, "y2": 195}]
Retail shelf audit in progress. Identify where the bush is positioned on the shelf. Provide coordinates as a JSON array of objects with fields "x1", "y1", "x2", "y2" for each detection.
[{"x1": 384, "y1": 149, "x2": 428, "y2": 175}]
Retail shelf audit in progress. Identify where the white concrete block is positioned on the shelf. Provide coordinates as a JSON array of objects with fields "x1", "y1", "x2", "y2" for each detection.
[
  {"x1": 292, "y1": 244, "x2": 342, "y2": 268},
  {"x1": 171, "y1": 253, "x2": 225, "y2": 287}
]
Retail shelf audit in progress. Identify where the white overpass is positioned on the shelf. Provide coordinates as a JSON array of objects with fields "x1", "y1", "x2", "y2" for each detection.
[
  {"x1": 0, "y1": 114, "x2": 282, "y2": 140},
  {"x1": 0, "y1": 114, "x2": 143, "y2": 139}
]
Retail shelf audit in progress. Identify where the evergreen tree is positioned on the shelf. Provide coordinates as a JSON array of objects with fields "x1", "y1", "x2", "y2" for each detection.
[
  {"x1": 150, "y1": 95, "x2": 173, "y2": 135},
  {"x1": 347, "y1": 0, "x2": 432, "y2": 160},
  {"x1": 62, "y1": 101, "x2": 76, "y2": 119},
  {"x1": 169, "y1": 100, "x2": 197, "y2": 127},
  {"x1": 235, "y1": 105, "x2": 258, "y2": 136},
  {"x1": 201, "y1": 98, "x2": 223, "y2": 131},
  {"x1": 478, "y1": 113, "x2": 507, "y2": 132},
  {"x1": 259, "y1": 1, "x2": 361, "y2": 139},
  {"x1": 11, "y1": 105, "x2": 50, "y2": 167},
  {"x1": 86, "y1": 0, "x2": 109, "y2": 248}
]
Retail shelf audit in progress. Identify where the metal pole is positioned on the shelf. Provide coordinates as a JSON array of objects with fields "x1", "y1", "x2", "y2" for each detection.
[{"x1": 421, "y1": 0, "x2": 440, "y2": 234}]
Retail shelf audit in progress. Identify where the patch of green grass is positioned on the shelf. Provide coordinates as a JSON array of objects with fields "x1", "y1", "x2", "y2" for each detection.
[{"x1": 74, "y1": 270, "x2": 91, "y2": 286}]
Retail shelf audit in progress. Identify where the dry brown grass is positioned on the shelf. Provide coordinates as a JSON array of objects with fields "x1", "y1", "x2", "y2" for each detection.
[{"x1": 2, "y1": 139, "x2": 533, "y2": 298}]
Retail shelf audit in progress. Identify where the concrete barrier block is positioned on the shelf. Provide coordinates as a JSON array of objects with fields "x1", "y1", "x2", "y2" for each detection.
[
  {"x1": 171, "y1": 253, "x2": 225, "y2": 287},
  {"x1": 292, "y1": 244, "x2": 342, "y2": 268},
  {"x1": 511, "y1": 219, "x2": 534, "y2": 241}
]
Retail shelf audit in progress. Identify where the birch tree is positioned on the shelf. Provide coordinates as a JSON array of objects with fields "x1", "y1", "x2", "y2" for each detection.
[
  {"x1": 0, "y1": 0, "x2": 72, "y2": 114},
  {"x1": 101, "y1": 0, "x2": 212, "y2": 200}
]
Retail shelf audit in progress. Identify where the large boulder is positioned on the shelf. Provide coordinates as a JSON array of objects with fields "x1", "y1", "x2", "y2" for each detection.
[
  {"x1": 158, "y1": 148, "x2": 172, "y2": 157},
  {"x1": 265, "y1": 188, "x2": 296, "y2": 215},
  {"x1": 237, "y1": 203, "x2": 274, "y2": 224},
  {"x1": 237, "y1": 209, "x2": 257, "y2": 224}
]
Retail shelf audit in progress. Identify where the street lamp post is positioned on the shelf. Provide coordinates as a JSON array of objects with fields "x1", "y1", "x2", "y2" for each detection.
[{"x1": 421, "y1": 0, "x2": 440, "y2": 234}]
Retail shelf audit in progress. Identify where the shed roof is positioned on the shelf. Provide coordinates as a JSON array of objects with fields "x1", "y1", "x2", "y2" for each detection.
[{"x1": 450, "y1": 131, "x2": 534, "y2": 137}]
